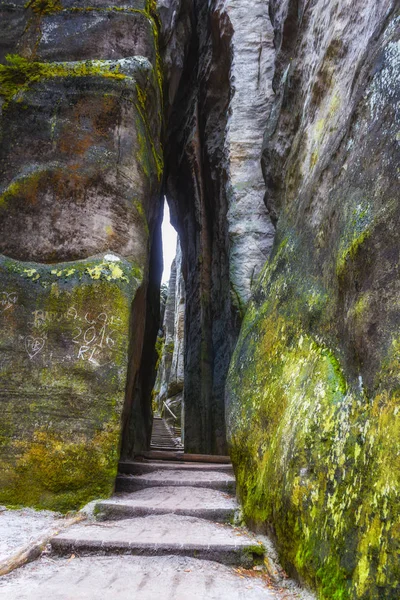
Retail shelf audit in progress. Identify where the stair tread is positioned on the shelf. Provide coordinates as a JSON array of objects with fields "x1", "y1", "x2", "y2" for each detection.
[
  {"x1": 119, "y1": 470, "x2": 235, "y2": 484},
  {"x1": 119, "y1": 459, "x2": 234, "y2": 474},
  {"x1": 95, "y1": 487, "x2": 237, "y2": 522},
  {"x1": 135, "y1": 451, "x2": 231, "y2": 463},
  {"x1": 52, "y1": 514, "x2": 263, "y2": 556},
  {"x1": 97, "y1": 486, "x2": 237, "y2": 512},
  {"x1": 116, "y1": 473, "x2": 235, "y2": 493}
]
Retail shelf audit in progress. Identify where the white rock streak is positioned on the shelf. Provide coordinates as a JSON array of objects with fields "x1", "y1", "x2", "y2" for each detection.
[{"x1": 220, "y1": 0, "x2": 276, "y2": 308}]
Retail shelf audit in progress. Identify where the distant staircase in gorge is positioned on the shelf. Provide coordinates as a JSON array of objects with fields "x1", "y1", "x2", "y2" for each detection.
[{"x1": 150, "y1": 415, "x2": 183, "y2": 452}]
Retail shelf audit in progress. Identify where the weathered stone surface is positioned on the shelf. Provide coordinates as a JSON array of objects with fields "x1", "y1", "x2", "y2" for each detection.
[
  {"x1": 51, "y1": 514, "x2": 265, "y2": 566},
  {"x1": 0, "y1": 2, "x2": 153, "y2": 63},
  {"x1": 220, "y1": 0, "x2": 276, "y2": 309},
  {"x1": 227, "y1": 2, "x2": 400, "y2": 599},
  {"x1": 116, "y1": 468, "x2": 236, "y2": 493},
  {"x1": 0, "y1": 5, "x2": 28, "y2": 64},
  {"x1": 35, "y1": 13, "x2": 156, "y2": 64},
  {"x1": 0, "y1": 508, "x2": 65, "y2": 562},
  {"x1": 161, "y1": 0, "x2": 238, "y2": 454},
  {"x1": 1, "y1": 2, "x2": 399, "y2": 597},
  {"x1": 0, "y1": 58, "x2": 160, "y2": 263},
  {"x1": 0, "y1": 254, "x2": 139, "y2": 511},
  {"x1": 170, "y1": 242, "x2": 185, "y2": 390},
  {"x1": 159, "y1": 0, "x2": 277, "y2": 453},
  {"x1": 0, "y1": 0, "x2": 163, "y2": 510},
  {"x1": 119, "y1": 458, "x2": 234, "y2": 474},
  {"x1": 95, "y1": 485, "x2": 238, "y2": 521}
]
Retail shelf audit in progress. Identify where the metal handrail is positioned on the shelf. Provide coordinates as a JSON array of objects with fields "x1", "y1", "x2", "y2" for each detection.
[{"x1": 162, "y1": 401, "x2": 177, "y2": 422}]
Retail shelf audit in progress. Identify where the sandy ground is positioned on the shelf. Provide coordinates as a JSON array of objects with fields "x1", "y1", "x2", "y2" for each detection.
[
  {"x1": 0, "y1": 554, "x2": 309, "y2": 600},
  {"x1": 0, "y1": 507, "x2": 65, "y2": 562},
  {"x1": 0, "y1": 507, "x2": 315, "y2": 600}
]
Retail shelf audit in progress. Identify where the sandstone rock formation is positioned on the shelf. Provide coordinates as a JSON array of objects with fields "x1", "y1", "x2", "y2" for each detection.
[
  {"x1": 160, "y1": 0, "x2": 277, "y2": 453},
  {"x1": 0, "y1": 0, "x2": 163, "y2": 510},
  {"x1": 1, "y1": 1, "x2": 399, "y2": 596},
  {"x1": 222, "y1": 0, "x2": 276, "y2": 310},
  {"x1": 226, "y1": 2, "x2": 400, "y2": 598}
]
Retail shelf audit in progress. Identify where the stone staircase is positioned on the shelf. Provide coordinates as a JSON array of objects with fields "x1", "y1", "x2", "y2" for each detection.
[
  {"x1": 150, "y1": 415, "x2": 183, "y2": 452},
  {"x1": 50, "y1": 458, "x2": 265, "y2": 568}
]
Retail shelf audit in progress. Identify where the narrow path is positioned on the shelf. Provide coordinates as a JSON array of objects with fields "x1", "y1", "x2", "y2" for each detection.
[
  {"x1": 150, "y1": 415, "x2": 183, "y2": 452},
  {"x1": 0, "y1": 452, "x2": 309, "y2": 599},
  {"x1": 52, "y1": 458, "x2": 264, "y2": 567}
]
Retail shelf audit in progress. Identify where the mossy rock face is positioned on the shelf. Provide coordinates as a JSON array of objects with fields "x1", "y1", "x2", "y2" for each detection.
[
  {"x1": 0, "y1": 0, "x2": 163, "y2": 510},
  {"x1": 61, "y1": 0, "x2": 147, "y2": 9},
  {"x1": 0, "y1": 254, "x2": 141, "y2": 511},
  {"x1": 0, "y1": 1, "x2": 159, "y2": 77},
  {"x1": 0, "y1": 7, "x2": 28, "y2": 64},
  {"x1": 0, "y1": 56, "x2": 162, "y2": 263},
  {"x1": 227, "y1": 11, "x2": 400, "y2": 600}
]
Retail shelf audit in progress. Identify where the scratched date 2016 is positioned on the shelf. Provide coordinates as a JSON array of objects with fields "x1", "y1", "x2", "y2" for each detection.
[
  {"x1": 71, "y1": 311, "x2": 120, "y2": 366},
  {"x1": 28, "y1": 308, "x2": 124, "y2": 366}
]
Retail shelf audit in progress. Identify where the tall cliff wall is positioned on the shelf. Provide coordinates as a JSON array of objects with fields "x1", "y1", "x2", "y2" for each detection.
[
  {"x1": 0, "y1": 3, "x2": 399, "y2": 596},
  {"x1": 159, "y1": 0, "x2": 277, "y2": 453},
  {"x1": 0, "y1": 0, "x2": 163, "y2": 510},
  {"x1": 160, "y1": 0, "x2": 235, "y2": 454},
  {"x1": 227, "y1": 1, "x2": 400, "y2": 598}
]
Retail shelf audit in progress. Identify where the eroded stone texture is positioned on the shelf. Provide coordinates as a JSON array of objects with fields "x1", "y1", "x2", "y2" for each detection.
[
  {"x1": 227, "y1": 2, "x2": 400, "y2": 599},
  {"x1": 0, "y1": 58, "x2": 159, "y2": 263},
  {"x1": 220, "y1": 0, "x2": 276, "y2": 310},
  {"x1": 159, "y1": 0, "x2": 280, "y2": 454},
  {"x1": 0, "y1": 0, "x2": 163, "y2": 510},
  {"x1": 161, "y1": 0, "x2": 238, "y2": 454}
]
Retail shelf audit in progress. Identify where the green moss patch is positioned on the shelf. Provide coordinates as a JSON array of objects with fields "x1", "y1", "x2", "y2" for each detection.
[
  {"x1": 25, "y1": 0, "x2": 63, "y2": 15},
  {"x1": 0, "y1": 54, "x2": 127, "y2": 106},
  {"x1": 227, "y1": 214, "x2": 400, "y2": 599},
  {"x1": 0, "y1": 254, "x2": 142, "y2": 511}
]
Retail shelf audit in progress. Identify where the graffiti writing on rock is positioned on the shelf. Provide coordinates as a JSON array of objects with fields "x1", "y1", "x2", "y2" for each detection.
[
  {"x1": 30, "y1": 307, "x2": 78, "y2": 328},
  {"x1": 72, "y1": 312, "x2": 121, "y2": 366},
  {"x1": 25, "y1": 334, "x2": 47, "y2": 359},
  {"x1": 1, "y1": 291, "x2": 18, "y2": 312},
  {"x1": 24, "y1": 307, "x2": 123, "y2": 367}
]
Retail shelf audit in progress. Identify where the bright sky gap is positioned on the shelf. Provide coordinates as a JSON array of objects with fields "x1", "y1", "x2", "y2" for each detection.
[{"x1": 161, "y1": 198, "x2": 178, "y2": 284}]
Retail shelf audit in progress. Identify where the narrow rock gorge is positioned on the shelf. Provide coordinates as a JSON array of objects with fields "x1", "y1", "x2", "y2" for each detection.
[
  {"x1": 153, "y1": 240, "x2": 185, "y2": 430},
  {"x1": 0, "y1": 0, "x2": 399, "y2": 598}
]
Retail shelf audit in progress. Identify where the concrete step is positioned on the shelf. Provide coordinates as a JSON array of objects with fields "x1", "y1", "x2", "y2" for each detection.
[
  {"x1": 116, "y1": 469, "x2": 236, "y2": 494},
  {"x1": 150, "y1": 446, "x2": 181, "y2": 452},
  {"x1": 150, "y1": 441, "x2": 178, "y2": 446},
  {"x1": 119, "y1": 459, "x2": 234, "y2": 476},
  {"x1": 182, "y1": 454, "x2": 231, "y2": 464},
  {"x1": 95, "y1": 486, "x2": 238, "y2": 522},
  {"x1": 134, "y1": 450, "x2": 231, "y2": 463},
  {"x1": 149, "y1": 445, "x2": 181, "y2": 449},
  {"x1": 149, "y1": 441, "x2": 177, "y2": 446},
  {"x1": 50, "y1": 515, "x2": 264, "y2": 567},
  {"x1": 136, "y1": 450, "x2": 184, "y2": 461}
]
